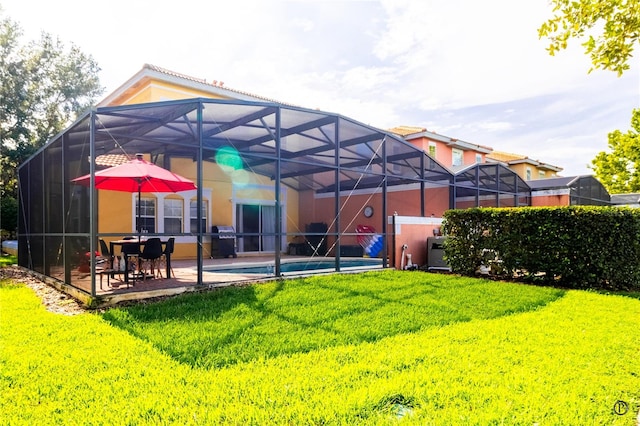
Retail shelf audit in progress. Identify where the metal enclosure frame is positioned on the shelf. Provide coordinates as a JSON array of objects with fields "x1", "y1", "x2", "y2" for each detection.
[{"x1": 17, "y1": 98, "x2": 454, "y2": 297}]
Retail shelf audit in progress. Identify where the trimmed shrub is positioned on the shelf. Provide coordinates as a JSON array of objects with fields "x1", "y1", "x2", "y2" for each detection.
[{"x1": 442, "y1": 206, "x2": 640, "y2": 291}]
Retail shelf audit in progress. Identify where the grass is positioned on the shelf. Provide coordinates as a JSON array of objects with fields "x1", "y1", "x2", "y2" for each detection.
[
  {"x1": 0, "y1": 254, "x2": 17, "y2": 267},
  {"x1": 102, "y1": 271, "x2": 565, "y2": 368},
  {"x1": 1, "y1": 270, "x2": 639, "y2": 425}
]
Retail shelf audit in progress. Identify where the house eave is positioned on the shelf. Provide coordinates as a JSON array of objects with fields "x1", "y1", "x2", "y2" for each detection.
[{"x1": 403, "y1": 130, "x2": 492, "y2": 154}]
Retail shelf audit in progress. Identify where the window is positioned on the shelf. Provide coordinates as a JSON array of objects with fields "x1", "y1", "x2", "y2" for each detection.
[
  {"x1": 428, "y1": 142, "x2": 436, "y2": 158},
  {"x1": 526, "y1": 167, "x2": 532, "y2": 181},
  {"x1": 538, "y1": 170, "x2": 546, "y2": 178},
  {"x1": 137, "y1": 197, "x2": 156, "y2": 232},
  {"x1": 475, "y1": 153, "x2": 482, "y2": 163},
  {"x1": 164, "y1": 199, "x2": 183, "y2": 234},
  {"x1": 190, "y1": 200, "x2": 207, "y2": 233},
  {"x1": 452, "y1": 148, "x2": 463, "y2": 167}
]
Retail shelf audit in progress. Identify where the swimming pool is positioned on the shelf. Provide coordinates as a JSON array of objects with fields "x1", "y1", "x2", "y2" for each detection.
[{"x1": 203, "y1": 258, "x2": 382, "y2": 275}]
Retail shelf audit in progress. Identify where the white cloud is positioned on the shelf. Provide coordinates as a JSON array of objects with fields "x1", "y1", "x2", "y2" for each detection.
[
  {"x1": 290, "y1": 17, "x2": 315, "y2": 32},
  {"x1": 477, "y1": 121, "x2": 515, "y2": 132},
  {"x1": 2, "y1": 0, "x2": 638, "y2": 177},
  {"x1": 371, "y1": 0, "x2": 598, "y2": 110}
]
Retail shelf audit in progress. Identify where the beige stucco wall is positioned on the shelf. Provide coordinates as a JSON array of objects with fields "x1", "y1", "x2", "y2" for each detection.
[
  {"x1": 110, "y1": 78, "x2": 232, "y2": 106},
  {"x1": 97, "y1": 76, "x2": 302, "y2": 258}
]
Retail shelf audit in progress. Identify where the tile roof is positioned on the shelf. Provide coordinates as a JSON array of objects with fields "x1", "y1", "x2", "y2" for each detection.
[
  {"x1": 487, "y1": 150, "x2": 563, "y2": 172},
  {"x1": 144, "y1": 63, "x2": 207, "y2": 84},
  {"x1": 485, "y1": 150, "x2": 526, "y2": 162},
  {"x1": 387, "y1": 125, "x2": 427, "y2": 136},
  {"x1": 390, "y1": 125, "x2": 493, "y2": 154},
  {"x1": 142, "y1": 63, "x2": 296, "y2": 106},
  {"x1": 95, "y1": 154, "x2": 130, "y2": 168}
]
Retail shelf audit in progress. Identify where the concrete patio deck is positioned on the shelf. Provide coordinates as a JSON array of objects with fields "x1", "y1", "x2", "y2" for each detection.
[{"x1": 55, "y1": 255, "x2": 384, "y2": 308}]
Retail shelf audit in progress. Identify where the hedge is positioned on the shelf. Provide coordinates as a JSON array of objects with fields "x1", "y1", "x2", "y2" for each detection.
[{"x1": 442, "y1": 206, "x2": 640, "y2": 291}]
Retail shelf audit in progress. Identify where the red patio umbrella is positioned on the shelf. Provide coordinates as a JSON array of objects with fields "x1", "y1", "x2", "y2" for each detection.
[{"x1": 72, "y1": 153, "x2": 197, "y2": 235}]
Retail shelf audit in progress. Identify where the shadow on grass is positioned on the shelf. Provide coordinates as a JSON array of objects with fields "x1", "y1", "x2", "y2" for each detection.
[
  {"x1": 101, "y1": 272, "x2": 566, "y2": 368},
  {"x1": 591, "y1": 288, "x2": 640, "y2": 301}
]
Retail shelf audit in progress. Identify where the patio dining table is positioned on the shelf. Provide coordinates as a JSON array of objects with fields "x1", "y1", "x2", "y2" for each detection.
[{"x1": 110, "y1": 238, "x2": 171, "y2": 283}]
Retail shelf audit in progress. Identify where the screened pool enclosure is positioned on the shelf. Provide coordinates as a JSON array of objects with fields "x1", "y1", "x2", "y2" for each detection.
[
  {"x1": 20, "y1": 97, "x2": 606, "y2": 304},
  {"x1": 453, "y1": 163, "x2": 531, "y2": 209},
  {"x1": 18, "y1": 98, "x2": 460, "y2": 301}
]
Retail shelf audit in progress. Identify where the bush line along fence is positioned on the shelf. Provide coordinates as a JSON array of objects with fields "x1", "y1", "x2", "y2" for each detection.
[{"x1": 442, "y1": 206, "x2": 640, "y2": 292}]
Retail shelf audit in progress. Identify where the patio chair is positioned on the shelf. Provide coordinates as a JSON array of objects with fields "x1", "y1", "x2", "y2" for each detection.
[
  {"x1": 139, "y1": 237, "x2": 164, "y2": 280},
  {"x1": 157, "y1": 237, "x2": 175, "y2": 279},
  {"x1": 98, "y1": 239, "x2": 112, "y2": 263},
  {"x1": 121, "y1": 242, "x2": 141, "y2": 286},
  {"x1": 97, "y1": 239, "x2": 118, "y2": 289}
]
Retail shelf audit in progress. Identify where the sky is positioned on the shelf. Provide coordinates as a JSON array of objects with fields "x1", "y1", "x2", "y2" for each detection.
[{"x1": 2, "y1": 0, "x2": 639, "y2": 176}]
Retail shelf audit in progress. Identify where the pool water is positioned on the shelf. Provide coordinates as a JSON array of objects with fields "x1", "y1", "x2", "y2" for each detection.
[{"x1": 203, "y1": 258, "x2": 382, "y2": 274}]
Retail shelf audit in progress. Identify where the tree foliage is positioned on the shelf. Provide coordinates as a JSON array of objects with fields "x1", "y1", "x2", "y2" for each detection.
[
  {"x1": 0, "y1": 195, "x2": 17, "y2": 237},
  {"x1": 591, "y1": 109, "x2": 640, "y2": 193},
  {"x1": 538, "y1": 0, "x2": 640, "y2": 76},
  {"x1": 0, "y1": 8, "x2": 103, "y2": 232}
]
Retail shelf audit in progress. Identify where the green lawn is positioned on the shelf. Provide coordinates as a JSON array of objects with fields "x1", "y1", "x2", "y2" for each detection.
[
  {"x1": 0, "y1": 254, "x2": 16, "y2": 267},
  {"x1": 1, "y1": 270, "x2": 639, "y2": 425}
]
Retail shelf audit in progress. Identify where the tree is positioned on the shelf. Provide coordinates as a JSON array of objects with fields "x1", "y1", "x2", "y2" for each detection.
[
  {"x1": 538, "y1": 0, "x2": 640, "y2": 76},
  {"x1": 0, "y1": 8, "x2": 103, "y2": 234},
  {"x1": 0, "y1": 195, "x2": 17, "y2": 238},
  {"x1": 591, "y1": 109, "x2": 640, "y2": 194}
]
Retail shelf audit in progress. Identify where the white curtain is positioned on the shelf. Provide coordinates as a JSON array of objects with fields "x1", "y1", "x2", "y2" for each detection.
[{"x1": 261, "y1": 205, "x2": 276, "y2": 251}]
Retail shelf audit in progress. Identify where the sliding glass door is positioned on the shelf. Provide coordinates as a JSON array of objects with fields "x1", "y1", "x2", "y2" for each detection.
[{"x1": 236, "y1": 204, "x2": 279, "y2": 253}]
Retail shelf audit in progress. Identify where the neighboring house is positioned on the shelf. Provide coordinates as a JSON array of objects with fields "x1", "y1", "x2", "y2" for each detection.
[
  {"x1": 388, "y1": 126, "x2": 492, "y2": 169},
  {"x1": 486, "y1": 150, "x2": 562, "y2": 181}
]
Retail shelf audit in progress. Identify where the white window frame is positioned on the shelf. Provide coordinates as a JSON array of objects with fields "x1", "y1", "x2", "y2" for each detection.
[
  {"x1": 164, "y1": 198, "x2": 183, "y2": 234},
  {"x1": 134, "y1": 197, "x2": 156, "y2": 232},
  {"x1": 190, "y1": 199, "x2": 208, "y2": 234},
  {"x1": 428, "y1": 142, "x2": 437, "y2": 158},
  {"x1": 526, "y1": 167, "x2": 532, "y2": 181},
  {"x1": 132, "y1": 189, "x2": 212, "y2": 240},
  {"x1": 452, "y1": 148, "x2": 463, "y2": 167}
]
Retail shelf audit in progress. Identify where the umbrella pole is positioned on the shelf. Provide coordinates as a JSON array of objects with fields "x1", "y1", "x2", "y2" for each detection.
[
  {"x1": 135, "y1": 185, "x2": 141, "y2": 282},
  {"x1": 137, "y1": 184, "x2": 142, "y2": 240}
]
